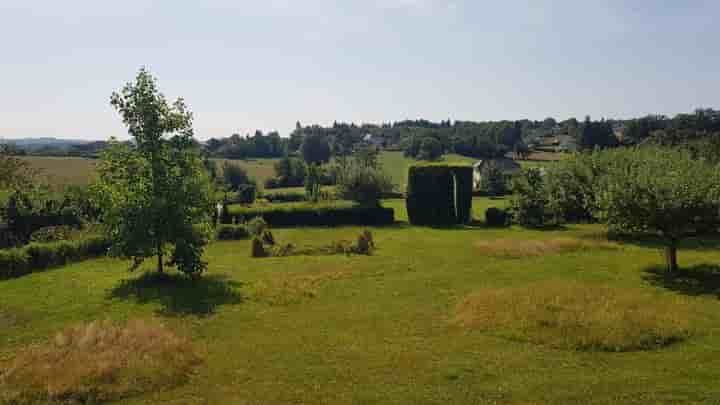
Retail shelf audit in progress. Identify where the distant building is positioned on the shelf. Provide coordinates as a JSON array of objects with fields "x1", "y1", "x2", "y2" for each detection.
[
  {"x1": 362, "y1": 133, "x2": 385, "y2": 148},
  {"x1": 473, "y1": 158, "x2": 522, "y2": 190}
]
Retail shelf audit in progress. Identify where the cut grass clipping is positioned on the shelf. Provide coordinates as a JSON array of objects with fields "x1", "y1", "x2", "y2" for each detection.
[
  {"x1": 452, "y1": 281, "x2": 694, "y2": 352},
  {"x1": 0, "y1": 319, "x2": 201, "y2": 404},
  {"x1": 475, "y1": 237, "x2": 618, "y2": 258}
]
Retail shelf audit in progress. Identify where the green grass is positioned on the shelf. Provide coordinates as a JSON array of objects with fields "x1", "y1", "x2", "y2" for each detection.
[{"x1": 3, "y1": 197, "x2": 720, "y2": 403}]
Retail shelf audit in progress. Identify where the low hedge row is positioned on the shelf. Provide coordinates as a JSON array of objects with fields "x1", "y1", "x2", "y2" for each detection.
[
  {"x1": 216, "y1": 224, "x2": 251, "y2": 240},
  {"x1": 0, "y1": 236, "x2": 111, "y2": 280},
  {"x1": 223, "y1": 202, "x2": 394, "y2": 227},
  {"x1": 262, "y1": 191, "x2": 306, "y2": 203}
]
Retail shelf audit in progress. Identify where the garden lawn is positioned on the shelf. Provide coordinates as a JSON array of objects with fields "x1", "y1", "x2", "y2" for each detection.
[{"x1": 2, "y1": 197, "x2": 720, "y2": 404}]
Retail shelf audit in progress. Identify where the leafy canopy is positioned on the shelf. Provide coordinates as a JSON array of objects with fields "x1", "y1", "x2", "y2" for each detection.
[{"x1": 93, "y1": 68, "x2": 213, "y2": 276}]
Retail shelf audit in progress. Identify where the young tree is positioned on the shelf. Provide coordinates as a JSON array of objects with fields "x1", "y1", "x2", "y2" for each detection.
[
  {"x1": 418, "y1": 137, "x2": 443, "y2": 161},
  {"x1": 94, "y1": 68, "x2": 213, "y2": 276},
  {"x1": 301, "y1": 133, "x2": 331, "y2": 165},
  {"x1": 596, "y1": 147, "x2": 720, "y2": 273},
  {"x1": 222, "y1": 163, "x2": 254, "y2": 191}
]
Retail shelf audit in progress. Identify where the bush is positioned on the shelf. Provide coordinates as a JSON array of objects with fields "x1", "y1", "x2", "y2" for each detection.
[
  {"x1": 246, "y1": 217, "x2": 268, "y2": 236},
  {"x1": 251, "y1": 237, "x2": 267, "y2": 258},
  {"x1": 509, "y1": 168, "x2": 556, "y2": 228},
  {"x1": 222, "y1": 163, "x2": 254, "y2": 191},
  {"x1": 29, "y1": 225, "x2": 77, "y2": 243},
  {"x1": 336, "y1": 163, "x2": 395, "y2": 206},
  {"x1": 216, "y1": 224, "x2": 250, "y2": 241},
  {"x1": 263, "y1": 191, "x2": 306, "y2": 203},
  {"x1": 224, "y1": 202, "x2": 394, "y2": 227},
  {"x1": 0, "y1": 236, "x2": 111, "y2": 280},
  {"x1": 485, "y1": 208, "x2": 510, "y2": 227},
  {"x1": 236, "y1": 184, "x2": 257, "y2": 204},
  {"x1": 406, "y1": 165, "x2": 473, "y2": 226}
]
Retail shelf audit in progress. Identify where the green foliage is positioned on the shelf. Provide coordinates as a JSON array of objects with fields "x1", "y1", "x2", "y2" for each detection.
[
  {"x1": 301, "y1": 133, "x2": 331, "y2": 165},
  {"x1": 0, "y1": 236, "x2": 111, "y2": 280},
  {"x1": 268, "y1": 156, "x2": 306, "y2": 188},
  {"x1": 335, "y1": 161, "x2": 395, "y2": 206},
  {"x1": 418, "y1": 137, "x2": 443, "y2": 161},
  {"x1": 0, "y1": 145, "x2": 35, "y2": 191},
  {"x1": 29, "y1": 225, "x2": 77, "y2": 243},
  {"x1": 223, "y1": 163, "x2": 255, "y2": 192},
  {"x1": 251, "y1": 237, "x2": 268, "y2": 258},
  {"x1": 224, "y1": 202, "x2": 394, "y2": 227},
  {"x1": 509, "y1": 168, "x2": 555, "y2": 228},
  {"x1": 236, "y1": 184, "x2": 257, "y2": 205},
  {"x1": 480, "y1": 163, "x2": 509, "y2": 196},
  {"x1": 305, "y1": 164, "x2": 323, "y2": 203},
  {"x1": 485, "y1": 207, "x2": 510, "y2": 227},
  {"x1": 216, "y1": 224, "x2": 250, "y2": 241},
  {"x1": 406, "y1": 165, "x2": 472, "y2": 225},
  {"x1": 94, "y1": 68, "x2": 213, "y2": 276},
  {"x1": 246, "y1": 217, "x2": 268, "y2": 237},
  {"x1": 543, "y1": 152, "x2": 607, "y2": 223},
  {"x1": 262, "y1": 190, "x2": 306, "y2": 203},
  {"x1": 594, "y1": 146, "x2": 720, "y2": 271}
]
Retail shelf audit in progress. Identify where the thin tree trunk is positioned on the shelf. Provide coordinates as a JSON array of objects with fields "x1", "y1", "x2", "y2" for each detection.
[
  {"x1": 157, "y1": 242, "x2": 164, "y2": 274},
  {"x1": 665, "y1": 238, "x2": 678, "y2": 273}
]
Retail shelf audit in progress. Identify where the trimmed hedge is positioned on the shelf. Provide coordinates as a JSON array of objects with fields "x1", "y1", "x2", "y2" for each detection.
[
  {"x1": 406, "y1": 164, "x2": 473, "y2": 226},
  {"x1": 223, "y1": 202, "x2": 394, "y2": 227},
  {"x1": 485, "y1": 207, "x2": 510, "y2": 227},
  {"x1": 263, "y1": 191, "x2": 306, "y2": 203},
  {"x1": 0, "y1": 236, "x2": 111, "y2": 280},
  {"x1": 216, "y1": 224, "x2": 251, "y2": 240}
]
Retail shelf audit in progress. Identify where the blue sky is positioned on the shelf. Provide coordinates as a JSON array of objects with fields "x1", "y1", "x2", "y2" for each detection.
[{"x1": 1, "y1": 0, "x2": 718, "y2": 140}]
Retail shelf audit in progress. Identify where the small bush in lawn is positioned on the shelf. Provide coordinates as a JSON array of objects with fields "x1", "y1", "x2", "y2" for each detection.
[
  {"x1": 0, "y1": 319, "x2": 201, "y2": 404},
  {"x1": 354, "y1": 230, "x2": 374, "y2": 254},
  {"x1": 246, "y1": 217, "x2": 268, "y2": 237},
  {"x1": 452, "y1": 282, "x2": 694, "y2": 352},
  {"x1": 485, "y1": 207, "x2": 510, "y2": 227},
  {"x1": 261, "y1": 230, "x2": 275, "y2": 246},
  {"x1": 251, "y1": 237, "x2": 268, "y2": 258}
]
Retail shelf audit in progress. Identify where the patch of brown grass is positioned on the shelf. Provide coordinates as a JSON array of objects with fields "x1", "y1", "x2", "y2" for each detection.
[
  {"x1": 0, "y1": 319, "x2": 201, "y2": 404},
  {"x1": 253, "y1": 267, "x2": 353, "y2": 305},
  {"x1": 475, "y1": 237, "x2": 619, "y2": 258},
  {"x1": 452, "y1": 281, "x2": 694, "y2": 351}
]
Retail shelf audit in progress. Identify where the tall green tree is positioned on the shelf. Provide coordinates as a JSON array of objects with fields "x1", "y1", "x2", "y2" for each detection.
[
  {"x1": 94, "y1": 68, "x2": 213, "y2": 276},
  {"x1": 596, "y1": 147, "x2": 720, "y2": 272},
  {"x1": 301, "y1": 132, "x2": 331, "y2": 165}
]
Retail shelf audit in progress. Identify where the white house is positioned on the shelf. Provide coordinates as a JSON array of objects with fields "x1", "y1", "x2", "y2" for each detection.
[
  {"x1": 362, "y1": 133, "x2": 384, "y2": 148},
  {"x1": 473, "y1": 158, "x2": 522, "y2": 190}
]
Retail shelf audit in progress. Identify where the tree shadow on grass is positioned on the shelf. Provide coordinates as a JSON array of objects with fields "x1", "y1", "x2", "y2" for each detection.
[
  {"x1": 108, "y1": 272, "x2": 244, "y2": 317},
  {"x1": 643, "y1": 264, "x2": 720, "y2": 298},
  {"x1": 612, "y1": 233, "x2": 720, "y2": 252}
]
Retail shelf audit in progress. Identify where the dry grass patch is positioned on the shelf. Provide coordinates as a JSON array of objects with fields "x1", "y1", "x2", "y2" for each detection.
[
  {"x1": 475, "y1": 237, "x2": 618, "y2": 258},
  {"x1": 0, "y1": 319, "x2": 201, "y2": 404},
  {"x1": 253, "y1": 267, "x2": 354, "y2": 305},
  {"x1": 452, "y1": 281, "x2": 694, "y2": 352}
]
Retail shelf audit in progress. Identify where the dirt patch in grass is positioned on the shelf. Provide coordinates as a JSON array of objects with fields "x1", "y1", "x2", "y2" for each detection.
[
  {"x1": 475, "y1": 237, "x2": 619, "y2": 258},
  {"x1": 452, "y1": 281, "x2": 694, "y2": 352},
  {"x1": 252, "y1": 267, "x2": 354, "y2": 305},
  {"x1": 0, "y1": 319, "x2": 201, "y2": 404}
]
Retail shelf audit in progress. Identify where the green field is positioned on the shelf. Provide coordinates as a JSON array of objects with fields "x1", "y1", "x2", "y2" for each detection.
[{"x1": 3, "y1": 198, "x2": 720, "y2": 404}]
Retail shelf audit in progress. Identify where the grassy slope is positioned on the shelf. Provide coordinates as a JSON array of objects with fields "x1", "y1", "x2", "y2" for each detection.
[{"x1": 3, "y1": 198, "x2": 720, "y2": 404}]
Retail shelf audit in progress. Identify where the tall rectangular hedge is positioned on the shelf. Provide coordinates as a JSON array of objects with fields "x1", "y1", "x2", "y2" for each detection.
[
  {"x1": 406, "y1": 164, "x2": 473, "y2": 226},
  {"x1": 223, "y1": 202, "x2": 394, "y2": 227}
]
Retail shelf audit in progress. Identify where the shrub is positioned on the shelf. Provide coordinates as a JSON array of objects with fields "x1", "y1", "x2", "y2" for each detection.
[
  {"x1": 29, "y1": 225, "x2": 77, "y2": 243},
  {"x1": 224, "y1": 202, "x2": 394, "y2": 227},
  {"x1": 251, "y1": 237, "x2": 268, "y2": 258},
  {"x1": 0, "y1": 319, "x2": 201, "y2": 404},
  {"x1": 0, "y1": 236, "x2": 111, "y2": 280},
  {"x1": 222, "y1": 163, "x2": 254, "y2": 191},
  {"x1": 336, "y1": 163, "x2": 395, "y2": 206},
  {"x1": 354, "y1": 230, "x2": 374, "y2": 255},
  {"x1": 263, "y1": 191, "x2": 306, "y2": 203},
  {"x1": 485, "y1": 207, "x2": 510, "y2": 227},
  {"x1": 236, "y1": 184, "x2": 257, "y2": 204},
  {"x1": 509, "y1": 168, "x2": 556, "y2": 228},
  {"x1": 261, "y1": 230, "x2": 275, "y2": 246},
  {"x1": 216, "y1": 224, "x2": 250, "y2": 241},
  {"x1": 406, "y1": 164, "x2": 473, "y2": 225},
  {"x1": 246, "y1": 217, "x2": 268, "y2": 236},
  {"x1": 452, "y1": 282, "x2": 694, "y2": 352}
]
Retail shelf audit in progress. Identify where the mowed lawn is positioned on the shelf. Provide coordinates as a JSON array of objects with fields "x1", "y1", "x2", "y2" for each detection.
[{"x1": 3, "y1": 198, "x2": 720, "y2": 404}]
